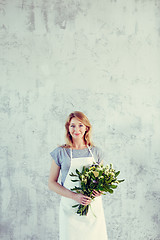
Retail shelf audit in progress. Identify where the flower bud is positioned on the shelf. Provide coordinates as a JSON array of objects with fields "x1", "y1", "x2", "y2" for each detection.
[{"x1": 110, "y1": 163, "x2": 113, "y2": 169}]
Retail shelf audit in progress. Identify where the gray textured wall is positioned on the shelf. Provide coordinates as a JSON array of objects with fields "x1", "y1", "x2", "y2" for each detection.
[{"x1": 0, "y1": 0, "x2": 160, "y2": 239}]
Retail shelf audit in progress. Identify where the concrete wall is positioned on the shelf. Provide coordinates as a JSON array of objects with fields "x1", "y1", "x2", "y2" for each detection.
[{"x1": 0, "y1": 0, "x2": 160, "y2": 239}]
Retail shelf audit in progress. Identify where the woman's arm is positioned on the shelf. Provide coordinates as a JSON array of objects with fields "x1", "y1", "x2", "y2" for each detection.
[{"x1": 48, "y1": 160, "x2": 91, "y2": 205}]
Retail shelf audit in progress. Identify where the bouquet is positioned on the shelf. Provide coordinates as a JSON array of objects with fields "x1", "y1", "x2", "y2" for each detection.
[{"x1": 69, "y1": 162, "x2": 125, "y2": 216}]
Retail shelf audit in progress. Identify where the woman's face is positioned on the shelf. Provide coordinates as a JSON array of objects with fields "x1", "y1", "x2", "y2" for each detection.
[{"x1": 69, "y1": 117, "x2": 87, "y2": 141}]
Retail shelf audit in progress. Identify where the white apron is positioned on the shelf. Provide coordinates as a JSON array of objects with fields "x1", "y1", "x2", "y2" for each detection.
[{"x1": 59, "y1": 145, "x2": 108, "y2": 240}]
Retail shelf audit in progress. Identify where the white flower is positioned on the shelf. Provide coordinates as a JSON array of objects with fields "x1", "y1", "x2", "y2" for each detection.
[
  {"x1": 85, "y1": 172, "x2": 89, "y2": 177},
  {"x1": 99, "y1": 176, "x2": 104, "y2": 179},
  {"x1": 93, "y1": 171, "x2": 99, "y2": 177},
  {"x1": 106, "y1": 164, "x2": 109, "y2": 169},
  {"x1": 84, "y1": 179, "x2": 87, "y2": 184},
  {"x1": 105, "y1": 169, "x2": 109, "y2": 174},
  {"x1": 81, "y1": 175, "x2": 85, "y2": 181}
]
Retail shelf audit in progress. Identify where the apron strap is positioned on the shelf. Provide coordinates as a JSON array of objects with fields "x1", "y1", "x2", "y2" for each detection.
[{"x1": 87, "y1": 145, "x2": 94, "y2": 158}]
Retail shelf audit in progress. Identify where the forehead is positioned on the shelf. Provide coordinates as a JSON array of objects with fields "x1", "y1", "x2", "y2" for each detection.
[{"x1": 70, "y1": 117, "x2": 83, "y2": 124}]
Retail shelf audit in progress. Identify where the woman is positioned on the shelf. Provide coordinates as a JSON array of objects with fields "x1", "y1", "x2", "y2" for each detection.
[{"x1": 48, "y1": 111, "x2": 108, "y2": 240}]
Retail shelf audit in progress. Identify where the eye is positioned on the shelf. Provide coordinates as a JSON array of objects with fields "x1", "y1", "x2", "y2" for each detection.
[{"x1": 79, "y1": 124, "x2": 83, "y2": 127}]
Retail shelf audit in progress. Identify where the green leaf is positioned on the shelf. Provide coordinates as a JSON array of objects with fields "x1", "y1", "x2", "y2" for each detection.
[
  {"x1": 110, "y1": 185, "x2": 117, "y2": 189},
  {"x1": 107, "y1": 188, "x2": 114, "y2": 194},
  {"x1": 71, "y1": 187, "x2": 82, "y2": 191},
  {"x1": 99, "y1": 171, "x2": 103, "y2": 177},
  {"x1": 115, "y1": 171, "x2": 120, "y2": 177},
  {"x1": 72, "y1": 204, "x2": 80, "y2": 208},
  {"x1": 76, "y1": 169, "x2": 80, "y2": 175},
  {"x1": 69, "y1": 173, "x2": 78, "y2": 177},
  {"x1": 107, "y1": 177, "x2": 113, "y2": 184},
  {"x1": 118, "y1": 179, "x2": 125, "y2": 183},
  {"x1": 82, "y1": 166, "x2": 85, "y2": 173},
  {"x1": 111, "y1": 179, "x2": 117, "y2": 182}
]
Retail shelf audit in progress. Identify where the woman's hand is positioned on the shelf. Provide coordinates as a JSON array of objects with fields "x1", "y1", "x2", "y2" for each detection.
[
  {"x1": 73, "y1": 193, "x2": 91, "y2": 206},
  {"x1": 92, "y1": 190, "x2": 103, "y2": 197}
]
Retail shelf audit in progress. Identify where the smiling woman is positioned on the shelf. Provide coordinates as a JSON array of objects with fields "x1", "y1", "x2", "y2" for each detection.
[
  {"x1": 69, "y1": 118, "x2": 87, "y2": 144},
  {"x1": 48, "y1": 111, "x2": 108, "y2": 240},
  {"x1": 63, "y1": 111, "x2": 93, "y2": 149}
]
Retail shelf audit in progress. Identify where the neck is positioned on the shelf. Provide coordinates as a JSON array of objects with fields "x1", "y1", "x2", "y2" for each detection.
[{"x1": 72, "y1": 140, "x2": 87, "y2": 149}]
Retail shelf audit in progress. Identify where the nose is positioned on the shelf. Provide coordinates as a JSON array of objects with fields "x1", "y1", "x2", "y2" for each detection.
[{"x1": 74, "y1": 126, "x2": 80, "y2": 132}]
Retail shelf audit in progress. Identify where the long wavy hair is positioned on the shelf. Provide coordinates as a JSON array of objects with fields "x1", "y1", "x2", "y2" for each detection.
[{"x1": 60, "y1": 111, "x2": 94, "y2": 148}]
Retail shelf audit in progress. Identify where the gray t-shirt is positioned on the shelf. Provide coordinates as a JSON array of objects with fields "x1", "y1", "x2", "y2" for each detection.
[{"x1": 50, "y1": 146, "x2": 104, "y2": 186}]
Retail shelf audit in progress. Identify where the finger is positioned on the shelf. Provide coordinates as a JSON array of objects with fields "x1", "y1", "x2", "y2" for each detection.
[
  {"x1": 92, "y1": 190, "x2": 98, "y2": 194},
  {"x1": 94, "y1": 190, "x2": 101, "y2": 193},
  {"x1": 84, "y1": 195, "x2": 91, "y2": 200},
  {"x1": 92, "y1": 190, "x2": 98, "y2": 195},
  {"x1": 82, "y1": 201, "x2": 91, "y2": 206},
  {"x1": 92, "y1": 193, "x2": 99, "y2": 197},
  {"x1": 81, "y1": 201, "x2": 88, "y2": 206},
  {"x1": 82, "y1": 197, "x2": 91, "y2": 202},
  {"x1": 92, "y1": 191, "x2": 101, "y2": 197},
  {"x1": 81, "y1": 198, "x2": 91, "y2": 205}
]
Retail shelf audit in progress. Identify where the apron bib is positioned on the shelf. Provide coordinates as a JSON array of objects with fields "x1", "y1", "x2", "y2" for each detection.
[{"x1": 59, "y1": 145, "x2": 108, "y2": 240}]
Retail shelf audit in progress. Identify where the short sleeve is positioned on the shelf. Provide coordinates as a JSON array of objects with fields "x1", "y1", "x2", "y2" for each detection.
[
  {"x1": 50, "y1": 147, "x2": 61, "y2": 167},
  {"x1": 94, "y1": 146, "x2": 105, "y2": 163}
]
